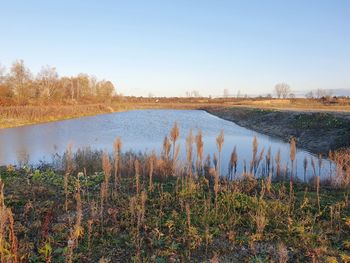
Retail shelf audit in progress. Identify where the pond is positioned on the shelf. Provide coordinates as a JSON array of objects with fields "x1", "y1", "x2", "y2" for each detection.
[{"x1": 0, "y1": 109, "x2": 332, "y2": 180}]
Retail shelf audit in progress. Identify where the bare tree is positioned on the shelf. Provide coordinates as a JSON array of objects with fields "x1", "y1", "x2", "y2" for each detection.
[
  {"x1": 9, "y1": 60, "x2": 32, "y2": 98},
  {"x1": 37, "y1": 65, "x2": 59, "y2": 99},
  {"x1": 274, "y1": 83, "x2": 291, "y2": 99}
]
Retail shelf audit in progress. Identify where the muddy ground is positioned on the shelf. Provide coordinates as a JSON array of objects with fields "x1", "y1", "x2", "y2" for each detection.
[{"x1": 204, "y1": 106, "x2": 350, "y2": 155}]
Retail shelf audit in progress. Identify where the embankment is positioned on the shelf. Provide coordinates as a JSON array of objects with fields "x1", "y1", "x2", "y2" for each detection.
[{"x1": 205, "y1": 106, "x2": 350, "y2": 155}]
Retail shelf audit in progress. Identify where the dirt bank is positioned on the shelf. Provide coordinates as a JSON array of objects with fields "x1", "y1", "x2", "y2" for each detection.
[{"x1": 204, "y1": 106, "x2": 350, "y2": 155}]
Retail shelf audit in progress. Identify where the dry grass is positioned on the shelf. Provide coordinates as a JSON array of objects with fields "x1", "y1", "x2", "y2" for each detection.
[
  {"x1": 1, "y1": 97, "x2": 350, "y2": 129},
  {"x1": 0, "y1": 104, "x2": 118, "y2": 129}
]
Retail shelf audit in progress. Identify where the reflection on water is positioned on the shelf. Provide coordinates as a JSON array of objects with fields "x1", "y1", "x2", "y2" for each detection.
[{"x1": 0, "y1": 109, "x2": 333, "y2": 179}]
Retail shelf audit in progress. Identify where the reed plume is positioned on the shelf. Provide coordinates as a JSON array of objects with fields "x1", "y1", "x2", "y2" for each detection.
[
  {"x1": 251, "y1": 136, "x2": 258, "y2": 174},
  {"x1": 195, "y1": 130, "x2": 204, "y2": 176},
  {"x1": 250, "y1": 137, "x2": 263, "y2": 176},
  {"x1": 229, "y1": 146, "x2": 238, "y2": 180},
  {"x1": 162, "y1": 136, "x2": 171, "y2": 162},
  {"x1": 186, "y1": 129, "x2": 194, "y2": 181},
  {"x1": 216, "y1": 130, "x2": 224, "y2": 176},
  {"x1": 170, "y1": 122, "x2": 180, "y2": 168}
]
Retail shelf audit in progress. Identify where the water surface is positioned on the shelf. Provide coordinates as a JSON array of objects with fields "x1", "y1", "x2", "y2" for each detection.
[{"x1": 0, "y1": 109, "x2": 331, "y2": 179}]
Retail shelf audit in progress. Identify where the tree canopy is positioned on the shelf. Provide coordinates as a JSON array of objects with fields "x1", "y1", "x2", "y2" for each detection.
[{"x1": 0, "y1": 60, "x2": 116, "y2": 104}]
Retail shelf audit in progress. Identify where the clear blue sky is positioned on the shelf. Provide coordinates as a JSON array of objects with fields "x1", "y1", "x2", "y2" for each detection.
[{"x1": 1, "y1": 0, "x2": 349, "y2": 97}]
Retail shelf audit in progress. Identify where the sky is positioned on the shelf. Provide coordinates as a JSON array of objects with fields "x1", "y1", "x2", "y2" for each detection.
[{"x1": 0, "y1": 0, "x2": 350, "y2": 97}]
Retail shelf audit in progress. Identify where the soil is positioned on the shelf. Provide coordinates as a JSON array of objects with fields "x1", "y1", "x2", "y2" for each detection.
[{"x1": 204, "y1": 106, "x2": 350, "y2": 155}]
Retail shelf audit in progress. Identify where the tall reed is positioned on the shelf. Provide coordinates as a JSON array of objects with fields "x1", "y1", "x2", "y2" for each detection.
[
  {"x1": 195, "y1": 130, "x2": 204, "y2": 176},
  {"x1": 148, "y1": 152, "x2": 155, "y2": 191},
  {"x1": 113, "y1": 137, "x2": 122, "y2": 194},
  {"x1": 170, "y1": 122, "x2": 180, "y2": 170},
  {"x1": 64, "y1": 144, "x2": 73, "y2": 212},
  {"x1": 275, "y1": 150, "x2": 281, "y2": 178},
  {"x1": 186, "y1": 129, "x2": 194, "y2": 182},
  {"x1": 100, "y1": 152, "x2": 111, "y2": 231},
  {"x1": 229, "y1": 146, "x2": 238, "y2": 180},
  {"x1": 317, "y1": 154, "x2": 323, "y2": 213},
  {"x1": 162, "y1": 136, "x2": 171, "y2": 162},
  {"x1": 290, "y1": 138, "x2": 296, "y2": 183},
  {"x1": 251, "y1": 136, "x2": 258, "y2": 174},
  {"x1": 216, "y1": 130, "x2": 224, "y2": 177}
]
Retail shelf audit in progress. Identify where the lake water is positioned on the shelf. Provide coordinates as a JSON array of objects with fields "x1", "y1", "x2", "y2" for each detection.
[{"x1": 0, "y1": 109, "x2": 332, "y2": 179}]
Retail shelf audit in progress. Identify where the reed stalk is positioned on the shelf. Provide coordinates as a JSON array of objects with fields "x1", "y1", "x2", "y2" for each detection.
[
  {"x1": 113, "y1": 137, "x2": 122, "y2": 194},
  {"x1": 64, "y1": 144, "x2": 73, "y2": 212},
  {"x1": 195, "y1": 130, "x2": 204, "y2": 177},
  {"x1": 170, "y1": 122, "x2": 180, "y2": 171},
  {"x1": 216, "y1": 130, "x2": 224, "y2": 177}
]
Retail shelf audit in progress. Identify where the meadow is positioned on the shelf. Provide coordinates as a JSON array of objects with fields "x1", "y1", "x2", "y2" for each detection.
[{"x1": 0, "y1": 124, "x2": 349, "y2": 262}]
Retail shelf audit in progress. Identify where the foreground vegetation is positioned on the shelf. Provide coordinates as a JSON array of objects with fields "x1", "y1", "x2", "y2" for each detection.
[{"x1": 0, "y1": 125, "x2": 349, "y2": 262}]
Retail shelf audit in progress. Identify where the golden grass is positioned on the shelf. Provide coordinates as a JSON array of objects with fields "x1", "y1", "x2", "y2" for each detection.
[{"x1": 1, "y1": 97, "x2": 350, "y2": 129}]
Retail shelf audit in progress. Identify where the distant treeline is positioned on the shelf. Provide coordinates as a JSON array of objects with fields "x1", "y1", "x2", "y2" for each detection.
[{"x1": 0, "y1": 60, "x2": 115, "y2": 105}]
